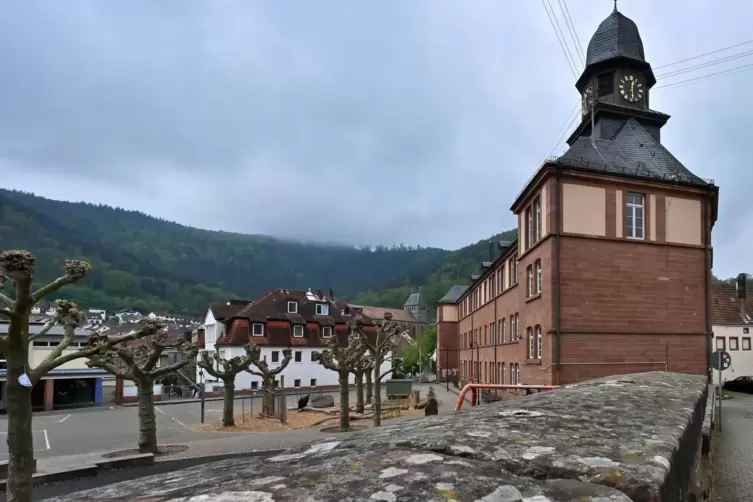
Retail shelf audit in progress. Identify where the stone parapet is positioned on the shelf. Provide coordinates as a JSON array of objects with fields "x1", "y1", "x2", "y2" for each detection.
[{"x1": 49, "y1": 371, "x2": 712, "y2": 501}]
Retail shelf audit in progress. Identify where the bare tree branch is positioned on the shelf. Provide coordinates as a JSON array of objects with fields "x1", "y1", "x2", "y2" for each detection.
[
  {"x1": 152, "y1": 345, "x2": 199, "y2": 378},
  {"x1": 87, "y1": 353, "x2": 129, "y2": 379},
  {"x1": 31, "y1": 260, "x2": 91, "y2": 302},
  {"x1": 28, "y1": 319, "x2": 58, "y2": 342},
  {"x1": 0, "y1": 292, "x2": 13, "y2": 309}
]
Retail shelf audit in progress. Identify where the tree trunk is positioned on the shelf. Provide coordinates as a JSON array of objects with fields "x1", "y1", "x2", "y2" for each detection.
[
  {"x1": 6, "y1": 316, "x2": 34, "y2": 502},
  {"x1": 365, "y1": 369, "x2": 373, "y2": 406},
  {"x1": 373, "y1": 362, "x2": 382, "y2": 427},
  {"x1": 222, "y1": 378, "x2": 236, "y2": 427},
  {"x1": 136, "y1": 379, "x2": 159, "y2": 454},
  {"x1": 338, "y1": 371, "x2": 350, "y2": 432},
  {"x1": 262, "y1": 375, "x2": 275, "y2": 416},
  {"x1": 355, "y1": 371, "x2": 364, "y2": 414}
]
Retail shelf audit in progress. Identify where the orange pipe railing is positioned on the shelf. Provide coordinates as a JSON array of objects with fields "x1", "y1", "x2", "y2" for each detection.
[{"x1": 455, "y1": 383, "x2": 560, "y2": 410}]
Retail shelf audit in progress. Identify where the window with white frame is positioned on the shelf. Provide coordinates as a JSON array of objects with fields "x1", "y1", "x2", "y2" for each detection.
[
  {"x1": 510, "y1": 364, "x2": 515, "y2": 384},
  {"x1": 322, "y1": 326, "x2": 332, "y2": 338},
  {"x1": 310, "y1": 378, "x2": 317, "y2": 387},
  {"x1": 294, "y1": 379, "x2": 301, "y2": 387},
  {"x1": 500, "y1": 266, "x2": 506, "y2": 292},
  {"x1": 294, "y1": 351, "x2": 302, "y2": 362},
  {"x1": 743, "y1": 337, "x2": 751, "y2": 351},
  {"x1": 252, "y1": 323, "x2": 265, "y2": 336},
  {"x1": 535, "y1": 261, "x2": 542, "y2": 294},
  {"x1": 316, "y1": 304, "x2": 329, "y2": 316},
  {"x1": 293, "y1": 325, "x2": 304, "y2": 337},
  {"x1": 527, "y1": 265, "x2": 534, "y2": 297},
  {"x1": 536, "y1": 325, "x2": 542, "y2": 359},
  {"x1": 527, "y1": 327, "x2": 534, "y2": 358},
  {"x1": 515, "y1": 363, "x2": 520, "y2": 385},
  {"x1": 625, "y1": 193, "x2": 645, "y2": 239},
  {"x1": 287, "y1": 301, "x2": 298, "y2": 314},
  {"x1": 534, "y1": 196, "x2": 542, "y2": 242},
  {"x1": 501, "y1": 363, "x2": 505, "y2": 384},
  {"x1": 271, "y1": 350, "x2": 279, "y2": 363},
  {"x1": 500, "y1": 319, "x2": 506, "y2": 343},
  {"x1": 515, "y1": 313, "x2": 520, "y2": 339},
  {"x1": 716, "y1": 337, "x2": 726, "y2": 350},
  {"x1": 730, "y1": 337, "x2": 739, "y2": 350},
  {"x1": 526, "y1": 207, "x2": 533, "y2": 250}
]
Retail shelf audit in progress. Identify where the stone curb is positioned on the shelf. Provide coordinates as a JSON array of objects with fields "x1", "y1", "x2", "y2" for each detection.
[{"x1": 0, "y1": 449, "x2": 285, "y2": 491}]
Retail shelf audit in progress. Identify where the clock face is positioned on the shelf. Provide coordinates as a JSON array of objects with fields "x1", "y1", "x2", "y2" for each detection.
[{"x1": 619, "y1": 74, "x2": 644, "y2": 103}]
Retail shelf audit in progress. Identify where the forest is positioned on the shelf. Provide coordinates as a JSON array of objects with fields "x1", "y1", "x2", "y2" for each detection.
[{"x1": 0, "y1": 189, "x2": 516, "y2": 316}]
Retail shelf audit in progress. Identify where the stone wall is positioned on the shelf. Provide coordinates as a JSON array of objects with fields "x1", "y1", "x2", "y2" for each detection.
[{"x1": 50, "y1": 372, "x2": 713, "y2": 501}]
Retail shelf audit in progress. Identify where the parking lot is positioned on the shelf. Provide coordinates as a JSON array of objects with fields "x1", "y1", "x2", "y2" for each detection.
[{"x1": 0, "y1": 389, "x2": 353, "y2": 460}]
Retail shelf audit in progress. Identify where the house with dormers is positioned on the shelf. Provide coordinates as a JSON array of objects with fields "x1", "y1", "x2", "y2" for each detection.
[
  {"x1": 711, "y1": 275, "x2": 753, "y2": 384},
  {"x1": 436, "y1": 5, "x2": 719, "y2": 389},
  {"x1": 201, "y1": 289, "x2": 391, "y2": 390}
]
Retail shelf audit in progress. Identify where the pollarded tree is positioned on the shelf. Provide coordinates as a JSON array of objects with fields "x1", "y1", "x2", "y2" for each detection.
[
  {"x1": 87, "y1": 329, "x2": 198, "y2": 454},
  {"x1": 351, "y1": 349, "x2": 375, "y2": 414},
  {"x1": 351, "y1": 313, "x2": 401, "y2": 427},
  {"x1": 246, "y1": 347, "x2": 292, "y2": 416},
  {"x1": 198, "y1": 344, "x2": 261, "y2": 427},
  {"x1": 0, "y1": 250, "x2": 154, "y2": 502},
  {"x1": 316, "y1": 332, "x2": 368, "y2": 432}
]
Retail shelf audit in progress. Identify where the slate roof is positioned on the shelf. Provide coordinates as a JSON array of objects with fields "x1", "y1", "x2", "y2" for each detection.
[
  {"x1": 437, "y1": 285, "x2": 470, "y2": 305},
  {"x1": 404, "y1": 289, "x2": 426, "y2": 308},
  {"x1": 586, "y1": 9, "x2": 645, "y2": 66},
  {"x1": 557, "y1": 118, "x2": 708, "y2": 186},
  {"x1": 712, "y1": 282, "x2": 753, "y2": 326}
]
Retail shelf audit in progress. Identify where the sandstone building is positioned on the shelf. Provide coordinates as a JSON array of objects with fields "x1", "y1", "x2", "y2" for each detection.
[{"x1": 437, "y1": 6, "x2": 718, "y2": 387}]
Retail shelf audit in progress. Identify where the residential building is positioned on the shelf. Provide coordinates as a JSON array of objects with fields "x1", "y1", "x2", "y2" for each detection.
[
  {"x1": 348, "y1": 299, "x2": 427, "y2": 357},
  {"x1": 437, "y1": 5, "x2": 718, "y2": 388},
  {"x1": 0, "y1": 321, "x2": 109, "y2": 412},
  {"x1": 199, "y1": 299, "x2": 253, "y2": 352},
  {"x1": 711, "y1": 275, "x2": 753, "y2": 384},
  {"x1": 202, "y1": 289, "x2": 391, "y2": 390}
]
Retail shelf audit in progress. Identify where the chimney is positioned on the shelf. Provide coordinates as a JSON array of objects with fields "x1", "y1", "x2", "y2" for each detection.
[
  {"x1": 488, "y1": 240, "x2": 494, "y2": 262},
  {"x1": 737, "y1": 273, "x2": 748, "y2": 320},
  {"x1": 329, "y1": 288, "x2": 334, "y2": 300}
]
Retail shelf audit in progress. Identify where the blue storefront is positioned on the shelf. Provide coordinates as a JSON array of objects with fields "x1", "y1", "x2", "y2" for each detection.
[{"x1": 0, "y1": 368, "x2": 108, "y2": 412}]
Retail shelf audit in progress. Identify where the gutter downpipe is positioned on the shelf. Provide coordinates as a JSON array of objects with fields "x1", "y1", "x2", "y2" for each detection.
[
  {"x1": 555, "y1": 164, "x2": 563, "y2": 385},
  {"x1": 703, "y1": 191, "x2": 712, "y2": 383}
]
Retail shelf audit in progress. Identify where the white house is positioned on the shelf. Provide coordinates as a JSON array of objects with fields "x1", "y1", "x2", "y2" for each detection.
[
  {"x1": 197, "y1": 290, "x2": 392, "y2": 390},
  {"x1": 712, "y1": 276, "x2": 753, "y2": 384}
]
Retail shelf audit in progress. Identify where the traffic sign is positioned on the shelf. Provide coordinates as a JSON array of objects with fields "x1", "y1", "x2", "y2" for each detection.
[{"x1": 711, "y1": 350, "x2": 731, "y2": 371}]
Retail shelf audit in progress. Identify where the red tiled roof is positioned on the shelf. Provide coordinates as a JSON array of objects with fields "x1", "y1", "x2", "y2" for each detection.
[
  {"x1": 210, "y1": 301, "x2": 252, "y2": 321},
  {"x1": 217, "y1": 289, "x2": 377, "y2": 347},
  {"x1": 348, "y1": 304, "x2": 419, "y2": 323},
  {"x1": 712, "y1": 282, "x2": 753, "y2": 326}
]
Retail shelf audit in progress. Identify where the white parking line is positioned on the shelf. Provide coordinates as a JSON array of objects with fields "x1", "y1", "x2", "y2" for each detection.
[
  {"x1": 155, "y1": 407, "x2": 166, "y2": 415},
  {"x1": 57, "y1": 414, "x2": 71, "y2": 423},
  {"x1": 171, "y1": 417, "x2": 189, "y2": 428},
  {"x1": 43, "y1": 430, "x2": 50, "y2": 450}
]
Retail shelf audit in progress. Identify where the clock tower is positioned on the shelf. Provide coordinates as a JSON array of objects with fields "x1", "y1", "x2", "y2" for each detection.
[{"x1": 569, "y1": 4, "x2": 669, "y2": 145}]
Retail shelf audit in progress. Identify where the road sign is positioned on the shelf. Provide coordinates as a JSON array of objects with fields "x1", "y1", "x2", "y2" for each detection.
[{"x1": 711, "y1": 350, "x2": 731, "y2": 371}]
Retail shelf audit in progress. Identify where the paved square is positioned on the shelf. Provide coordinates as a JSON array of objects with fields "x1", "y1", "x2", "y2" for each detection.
[{"x1": 713, "y1": 394, "x2": 753, "y2": 501}]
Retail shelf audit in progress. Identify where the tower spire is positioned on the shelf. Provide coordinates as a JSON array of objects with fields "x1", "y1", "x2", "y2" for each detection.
[{"x1": 613, "y1": 0, "x2": 618, "y2": 12}]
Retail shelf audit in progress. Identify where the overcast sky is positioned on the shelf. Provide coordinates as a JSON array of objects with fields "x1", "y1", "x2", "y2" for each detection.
[{"x1": 0, "y1": 1, "x2": 750, "y2": 278}]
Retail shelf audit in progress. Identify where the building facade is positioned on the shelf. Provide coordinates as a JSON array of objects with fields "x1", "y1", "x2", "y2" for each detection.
[
  {"x1": 0, "y1": 322, "x2": 108, "y2": 412},
  {"x1": 711, "y1": 275, "x2": 753, "y2": 384},
  {"x1": 437, "y1": 6, "x2": 718, "y2": 388},
  {"x1": 200, "y1": 289, "x2": 391, "y2": 390}
]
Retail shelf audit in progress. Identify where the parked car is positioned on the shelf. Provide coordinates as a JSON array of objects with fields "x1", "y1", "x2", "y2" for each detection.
[{"x1": 723, "y1": 376, "x2": 753, "y2": 394}]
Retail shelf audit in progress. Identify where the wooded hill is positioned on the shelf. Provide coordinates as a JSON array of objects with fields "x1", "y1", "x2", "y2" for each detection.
[{"x1": 0, "y1": 189, "x2": 515, "y2": 316}]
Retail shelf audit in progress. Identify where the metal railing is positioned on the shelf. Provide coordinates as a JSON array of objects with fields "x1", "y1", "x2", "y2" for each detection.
[{"x1": 455, "y1": 383, "x2": 560, "y2": 410}]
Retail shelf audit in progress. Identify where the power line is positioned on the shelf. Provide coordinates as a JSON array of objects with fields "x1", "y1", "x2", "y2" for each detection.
[
  {"x1": 653, "y1": 38, "x2": 753, "y2": 70},
  {"x1": 654, "y1": 61, "x2": 753, "y2": 90},
  {"x1": 540, "y1": 0, "x2": 578, "y2": 78},
  {"x1": 657, "y1": 48, "x2": 753, "y2": 79},
  {"x1": 547, "y1": 0, "x2": 581, "y2": 73},
  {"x1": 558, "y1": 0, "x2": 585, "y2": 68}
]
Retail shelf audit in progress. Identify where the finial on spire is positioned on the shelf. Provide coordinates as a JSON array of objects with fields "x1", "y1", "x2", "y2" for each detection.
[{"x1": 613, "y1": 0, "x2": 618, "y2": 12}]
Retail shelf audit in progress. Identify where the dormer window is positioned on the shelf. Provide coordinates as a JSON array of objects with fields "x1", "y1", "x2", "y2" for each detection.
[
  {"x1": 293, "y1": 325, "x2": 304, "y2": 338},
  {"x1": 315, "y1": 304, "x2": 329, "y2": 316},
  {"x1": 252, "y1": 323, "x2": 265, "y2": 336},
  {"x1": 287, "y1": 301, "x2": 298, "y2": 314},
  {"x1": 322, "y1": 326, "x2": 332, "y2": 338}
]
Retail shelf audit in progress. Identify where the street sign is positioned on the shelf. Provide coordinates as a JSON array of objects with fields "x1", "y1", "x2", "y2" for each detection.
[{"x1": 711, "y1": 350, "x2": 731, "y2": 371}]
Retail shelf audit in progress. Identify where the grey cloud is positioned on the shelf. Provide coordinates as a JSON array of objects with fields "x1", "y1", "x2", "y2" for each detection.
[{"x1": 0, "y1": 0, "x2": 751, "y2": 278}]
